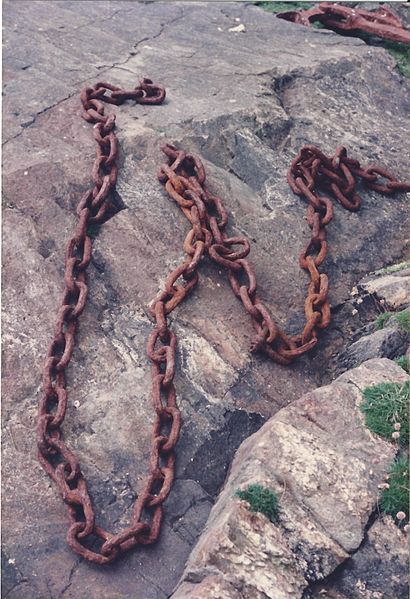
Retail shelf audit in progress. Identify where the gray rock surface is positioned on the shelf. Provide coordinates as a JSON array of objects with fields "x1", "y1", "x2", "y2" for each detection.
[
  {"x1": 335, "y1": 319, "x2": 409, "y2": 372},
  {"x1": 309, "y1": 516, "x2": 409, "y2": 599},
  {"x1": 332, "y1": 264, "x2": 410, "y2": 374},
  {"x1": 2, "y1": 1, "x2": 410, "y2": 598},
  {"x1": 171, "y1": 359, "x2": 409, "y2": 598},
  {"x1": 358, "y1": 265, "x2": 410, "y2": 310}
]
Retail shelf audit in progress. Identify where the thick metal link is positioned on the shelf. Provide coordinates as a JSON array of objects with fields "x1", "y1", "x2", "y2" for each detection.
[{"x1": 277, "y1": 2, "x2": 410, "y2": 45}]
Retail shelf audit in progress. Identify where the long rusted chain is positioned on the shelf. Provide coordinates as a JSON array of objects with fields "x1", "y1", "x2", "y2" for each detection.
[
  {"x1": 38, "y1": 77, "x2": 410, "y2": 565},
  {"x1": 157, "y1": 144, "x2": 410, "y2": 364},
  {"x1": 37, "y1": 79, "x2": 174, "y2": 565}
]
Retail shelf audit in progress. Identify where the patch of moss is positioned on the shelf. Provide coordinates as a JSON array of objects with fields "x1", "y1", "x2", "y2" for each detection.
[
  {"x1": 380, "y1": 456, "x2": 409, "y2": 524},
  {"x1": 395, "y1": 356, "x2": 410, "y2": 374},
  {"x1": 374, "y1": 262, "x2": 408, "y2": 276},
  {"x1": 382, "y1": 41, "x2": 410, "y2": 79},
  {"x1": 361, "y1": 381, "x2": 409, "y2": 446},
  {"x1": 236, "y1": 484, "x2": 280, "y2": 522},
  {"x1": 395, "y1": 310, "x2": 410, "y2": 334},
  {"x1": 374, "y1": 311, "x2": 393, "y2": 330}
]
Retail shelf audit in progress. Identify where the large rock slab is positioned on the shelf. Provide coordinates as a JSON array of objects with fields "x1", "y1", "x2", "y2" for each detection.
[
  {"x1": 2, "y1": 1, "x2": 409, "y2": 598},
  {"x1": 171, "y1": 359, "x2": 409, "y2": 598}
]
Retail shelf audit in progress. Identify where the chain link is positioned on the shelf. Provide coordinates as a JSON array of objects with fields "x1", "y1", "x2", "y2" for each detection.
[
  {"x1": 38, "y1": 77, "x2": 410, "y2": 564},
  {"x1": 277, "y1": 2, "x2": 410, "y2": 45}
]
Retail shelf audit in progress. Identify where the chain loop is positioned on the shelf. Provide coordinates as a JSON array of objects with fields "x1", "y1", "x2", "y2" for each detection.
[{"x1": 38, "y1": 79, "x2": 173, "y2": 566}]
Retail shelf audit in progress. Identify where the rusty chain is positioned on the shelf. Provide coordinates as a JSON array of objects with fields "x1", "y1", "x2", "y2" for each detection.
[
  {"x1": 277, "y1": 2, "x2": 410, "y2": 45},
  {"x1": 158, "y1": 143, "x2": 410, "y2": 364},
  {"x1": 37, "y1": 78, "x2": 171, "y2": 565},
  {"x1": 38, "y1": 78, "x2": 410, "y2": 564}
]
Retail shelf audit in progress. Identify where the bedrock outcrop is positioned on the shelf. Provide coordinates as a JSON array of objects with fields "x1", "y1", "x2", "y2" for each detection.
[
  {"x1": 2, "y1": 1, "x2": 409, "y2": 597},
  {"x1": 171, "y1": 359, "x2": 409, "y2": 598}
]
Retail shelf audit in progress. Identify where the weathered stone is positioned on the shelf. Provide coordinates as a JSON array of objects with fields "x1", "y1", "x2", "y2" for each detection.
[
  {"x1": 335, "y1": 319, "x2": 409, "y2": 373},
  {"x1": 172, "y1": 359, "x2": 409, "y2": 598},
  {"x1": 174, "y1": 502, "x2": 308, "y2": 599},
  {"x1": 2, "y1": 0, "x2": 410, "y2": 597},
  {"x1": 309, "y1": 516, "x2": 409, "y2": 599},
  {"x1": 358, "y1": 265, "x2": 410, "y2": 310}
]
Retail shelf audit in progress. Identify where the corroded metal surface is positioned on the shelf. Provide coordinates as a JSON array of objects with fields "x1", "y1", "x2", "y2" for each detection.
[
  {"x1": 277, "y1": 2, "x2": 410, "y2": 45},
  {"x1": 159, "y1": 143, "x2": 410, "y2": 363},
  {"x1": 37, "y1": 80, "x2": 172, "y2": 565}
]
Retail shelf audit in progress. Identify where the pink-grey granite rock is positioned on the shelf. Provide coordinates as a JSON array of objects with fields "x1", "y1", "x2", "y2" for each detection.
[
  {"x1": 171, "y1": 359, "x2": 409, "y2": 598},
  {"x1": 2, "y1": 1, "x2": 409, "y2": 597}
]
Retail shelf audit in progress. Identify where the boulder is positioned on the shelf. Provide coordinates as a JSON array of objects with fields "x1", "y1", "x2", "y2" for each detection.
[
  {"x1": 171, "y1": 359, "x2": 409, "y2": 598},
  {"x1": 310, "y1": 516, "x2": 409, "y2": 599},
  {"x1": 335, "y1": 320, "x2": 409, "y2": 372}
]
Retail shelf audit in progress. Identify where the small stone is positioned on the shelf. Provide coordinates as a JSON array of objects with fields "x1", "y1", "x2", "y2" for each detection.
[
  {"x1": 352, "y1": 308, "x2": 358, "y2": 316},
  {"x1": 228, "y1": 24, "x2": 246, "y2": 33}
]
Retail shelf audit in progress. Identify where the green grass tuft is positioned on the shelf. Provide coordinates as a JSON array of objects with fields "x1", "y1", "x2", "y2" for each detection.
[
  {"x1": 382, "y1": 41, "x2": 410, "y2": 79},
  {"x1": 236, "y1": 484, "x2": 280, "y2": 522},
  {"x1": 395, "y1": 310, "x2": 410, "y2": 334},
  {"x1": 361, "y1": 382, "x2": 409, "y2": 446},
  {"x1": 380, "y1": 456, "x2": 409, "y2": 524},
  {"x1": 374, "y1": 262, "x2": 408, "y2": 276},
  {"x1": 374, "y1": 309, "x2": 410, "y2": 333},
  {"x1": 395, "y1": 356, "x2": 410, "y2": 374},
  {"x1": 375, "y1": 312, "x2": 393, "y2": 330}
]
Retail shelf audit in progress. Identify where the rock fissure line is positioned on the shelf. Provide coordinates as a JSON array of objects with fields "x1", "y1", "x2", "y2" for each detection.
[{"x1": 2, "y1": 7, "x2": 186, "y2": 147}]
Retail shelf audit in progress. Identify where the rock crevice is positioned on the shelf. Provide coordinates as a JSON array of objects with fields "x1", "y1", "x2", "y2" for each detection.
[{"x1": 171, "y1": 359, "x2": 409, "y2": 598}]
